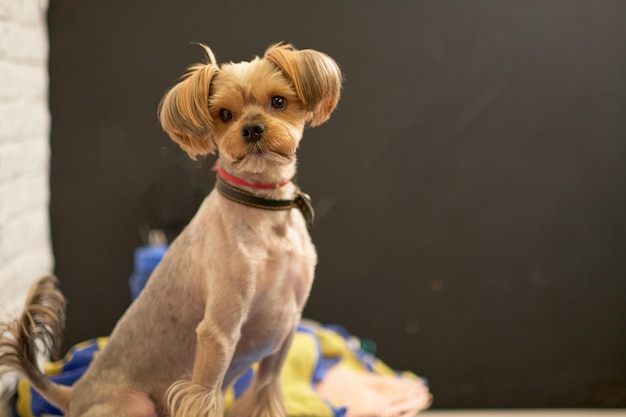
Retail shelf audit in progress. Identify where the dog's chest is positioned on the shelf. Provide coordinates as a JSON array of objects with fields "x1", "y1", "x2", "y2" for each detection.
[
  {"x1": 243, "y1": 218, "x2": 315, "y2": 310},
  {"x1": 232, "y1": 215, "x2": 316, "y2": 358}
]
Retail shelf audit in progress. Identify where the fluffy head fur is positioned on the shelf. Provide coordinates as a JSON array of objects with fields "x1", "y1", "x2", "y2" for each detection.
[{"x1": 159, "y1": 43, "x2": 342, "y2": 179}]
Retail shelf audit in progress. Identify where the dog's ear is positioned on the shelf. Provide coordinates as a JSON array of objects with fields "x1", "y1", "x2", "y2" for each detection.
[
  {"x1": 159, "y1": 44, "x2": 218, "y2": 159},
  {"x1": 264, "y1": 43, "x2": 342, "y2": 127}
]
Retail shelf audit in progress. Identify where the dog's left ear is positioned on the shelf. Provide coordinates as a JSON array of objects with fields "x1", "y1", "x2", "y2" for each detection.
[{"x1": 265, "y1": 43, "x2": 343, "y2": 126}]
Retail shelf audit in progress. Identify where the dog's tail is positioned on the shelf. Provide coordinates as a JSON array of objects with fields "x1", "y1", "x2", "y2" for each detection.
[{"x1": 0, "y1": 275, "x2": 72, "y2": 413}]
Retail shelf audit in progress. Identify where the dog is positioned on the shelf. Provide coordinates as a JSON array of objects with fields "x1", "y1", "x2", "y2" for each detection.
[{"x1": 0, "y1": 43, "x2": 342, "y2": 417}]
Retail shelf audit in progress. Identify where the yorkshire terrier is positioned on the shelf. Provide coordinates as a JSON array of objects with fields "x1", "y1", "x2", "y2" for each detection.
[{"x1": 0, "y1": 43, "x2": 342, "y2": 417}]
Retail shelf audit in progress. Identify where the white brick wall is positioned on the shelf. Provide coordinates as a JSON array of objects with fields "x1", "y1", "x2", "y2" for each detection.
[{"x1": 0, "y1": 0, "x2": 52, "y2": 320}]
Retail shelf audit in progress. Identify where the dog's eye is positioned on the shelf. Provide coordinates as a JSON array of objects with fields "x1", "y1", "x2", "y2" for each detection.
[
  {"x1": 271, "y1": 96, "x2": 286, "y2": 110},
  {"x1": 220, "y1": 109, "x2": 234, "y2": 122}
]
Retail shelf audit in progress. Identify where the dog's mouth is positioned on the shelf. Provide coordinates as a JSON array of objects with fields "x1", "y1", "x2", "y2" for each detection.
[
  {"x1": 228, "y1": 143, "x2": 295, "y2": 175},
  {"x1": 238, "y1": 142, "x2": 293, "y2": 162}
]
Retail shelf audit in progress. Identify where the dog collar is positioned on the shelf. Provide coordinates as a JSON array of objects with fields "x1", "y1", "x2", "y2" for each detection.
[
  {"x1": 216, "y1": 166, "x2": 291, "y2": 189},
  {"x1": 215, "y1": 175, "x2": 315, "y2": 227}
]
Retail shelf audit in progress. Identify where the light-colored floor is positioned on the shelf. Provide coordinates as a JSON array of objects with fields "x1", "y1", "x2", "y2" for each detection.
[{"x1": 423, "y1": 410, "x2": 626, "y2": 417}]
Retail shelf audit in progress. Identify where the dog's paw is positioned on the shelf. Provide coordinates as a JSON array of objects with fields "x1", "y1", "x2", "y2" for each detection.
[
  {"x1": 166, "y1": 380, "x2": 223, "y2": 417},
  {"x1": 228, "y1": 386, "x2": 286, "y2": 417}
]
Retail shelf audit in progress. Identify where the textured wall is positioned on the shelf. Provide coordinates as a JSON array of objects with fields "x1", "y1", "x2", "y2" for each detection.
[{"x1": 0, "y1": 0, "x2": 52, "y2": 319}]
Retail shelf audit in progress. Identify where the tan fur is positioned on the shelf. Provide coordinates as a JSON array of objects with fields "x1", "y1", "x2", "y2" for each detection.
[
  {"x1": 0, "y1": 276, "x2": 71, "y2": 411},
  {"x1": 0, "y1": 399, "x2": 8, "y2": 417},
  {"x1": 0, "y1": 391, "x2": 11, "y2": 417},
  {"x1": 265, "y1": 43, "x2": 342, "y2": 127},
  {"x1": 0, "y1": 43, "x2": 342, "y2": 417},
  {"x1": 158, "y1": 45, "x2": 219, "y2": 159}
]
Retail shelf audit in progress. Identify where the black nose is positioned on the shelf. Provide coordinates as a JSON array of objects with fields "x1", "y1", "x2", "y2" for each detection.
[{"x1": 241, "y1": 122, "x2": 265, "y2": 142}]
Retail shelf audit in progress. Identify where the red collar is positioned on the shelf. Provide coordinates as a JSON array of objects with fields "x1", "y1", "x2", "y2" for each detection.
[{"x1": 216, "y1": 166, "x2": 291, "y2": 189}]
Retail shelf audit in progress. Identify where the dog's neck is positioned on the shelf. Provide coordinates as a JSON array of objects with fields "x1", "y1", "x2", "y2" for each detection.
[
  {"x1": 214, "y1": 158, "x2": 298, "y2": 200},
  {"x1": 214, "y1": 161, "x2": 314, "y2": 227},
  {"x1": 216, "y1": 166, "x2": 291, "y2": 190}
]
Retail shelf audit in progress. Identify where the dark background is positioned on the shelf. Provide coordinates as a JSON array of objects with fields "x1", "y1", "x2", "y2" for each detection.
[{"x1": 48, "y1": 0, "x2": 626, "y2": 409}]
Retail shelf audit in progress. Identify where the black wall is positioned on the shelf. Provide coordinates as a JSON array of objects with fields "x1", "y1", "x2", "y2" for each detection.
[{"x1": 48, "y1": 0, "x2": 626, "y2": 408}]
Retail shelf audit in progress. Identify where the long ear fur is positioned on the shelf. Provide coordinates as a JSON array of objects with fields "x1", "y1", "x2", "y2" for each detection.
[
  {"x1": 158, "y1": 44, "x2": 219, "y2": 159},
  {"x1": 264, "y1": 43, "x2": 342, "y2": 126}
]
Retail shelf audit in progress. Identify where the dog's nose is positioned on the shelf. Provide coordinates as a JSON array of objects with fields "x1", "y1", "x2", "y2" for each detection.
[{"x1": 241, "y1": 123, "x2": 265, "y2": 142}]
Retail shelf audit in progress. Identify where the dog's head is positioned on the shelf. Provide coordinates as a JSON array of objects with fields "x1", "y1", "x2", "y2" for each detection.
[{"x1": 159, "y1": 43, "x2": 342, "y2": 176}]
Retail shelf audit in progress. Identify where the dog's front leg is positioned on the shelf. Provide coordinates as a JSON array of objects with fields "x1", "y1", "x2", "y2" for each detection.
[
  {"x1": 167, "y1": 300, "x2": 246, "y2": 417},
  {"x1": 228, "y1": 328, "x2": 295, "y2": 417}
]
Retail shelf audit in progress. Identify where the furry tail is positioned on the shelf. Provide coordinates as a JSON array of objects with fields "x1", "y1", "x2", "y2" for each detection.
[{"x1": 0, "y1": 275, "x2": 72, "y2": 412}]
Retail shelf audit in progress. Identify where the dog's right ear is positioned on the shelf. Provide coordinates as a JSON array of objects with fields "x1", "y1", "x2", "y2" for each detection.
[{"x1": 158, "y1": 44, "x2": 218, "y2": 160}]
